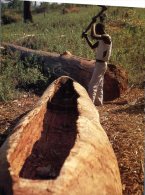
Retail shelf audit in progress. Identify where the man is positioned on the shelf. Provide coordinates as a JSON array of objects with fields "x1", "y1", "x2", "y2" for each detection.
[{"x1": 83, "y1": 22, "x2": 112, "y2": 106}]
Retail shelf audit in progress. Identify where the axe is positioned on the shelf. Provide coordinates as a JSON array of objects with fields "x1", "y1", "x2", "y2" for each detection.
[{"x1": 82, "y1": 5, "x2": 107, "y2": 38}]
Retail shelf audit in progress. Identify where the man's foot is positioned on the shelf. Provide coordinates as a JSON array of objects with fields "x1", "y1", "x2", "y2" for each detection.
[{"x1": 95, "y1": 102, "x2": 103, "y2": 106}]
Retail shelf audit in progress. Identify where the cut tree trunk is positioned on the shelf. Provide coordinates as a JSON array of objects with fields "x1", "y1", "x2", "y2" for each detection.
[
  {"x1": 2, "y1": 43, "x2": 128, "y2": 101},
  {"x1": 0, "y1": 76, "x2": 122, "y2": 195}
]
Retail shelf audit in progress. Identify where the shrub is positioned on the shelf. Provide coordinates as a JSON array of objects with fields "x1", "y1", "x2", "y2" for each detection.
[
  {"x1": 0, "y1": 52, "x2": 50, "y2": 101},
  {"x1": 2, "y1": 10, "x2": 21, "y2": 25},
  {"x1": 0, "y1": 75, "x2": 16, "y2": 101}
]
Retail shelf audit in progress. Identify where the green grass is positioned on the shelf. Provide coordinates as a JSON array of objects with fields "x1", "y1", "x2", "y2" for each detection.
[
  {"x1": 0, "y1": 52, "x2": 50, "y2": 101},
  {"x1": 1, "y1": 5, "x2": 145, "y2": 101}
]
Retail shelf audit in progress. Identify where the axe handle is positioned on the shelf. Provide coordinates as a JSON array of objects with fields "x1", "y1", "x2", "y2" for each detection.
[{"x1": 83, "y1": 6, "x2": 107, "y2": 35}]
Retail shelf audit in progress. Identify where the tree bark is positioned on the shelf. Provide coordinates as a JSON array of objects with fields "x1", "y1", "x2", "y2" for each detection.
[
  {"x1": 23, "y1": 1, "x2": 33, "y2": 23},
  {"x1": 2, "y1": 43, "x2": 128, "y2": 101}
]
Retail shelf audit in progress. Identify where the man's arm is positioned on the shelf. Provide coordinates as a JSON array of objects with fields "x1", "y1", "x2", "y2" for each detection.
[{"x1": 83, "y1": 33, "x2": 99, "y2": 49}]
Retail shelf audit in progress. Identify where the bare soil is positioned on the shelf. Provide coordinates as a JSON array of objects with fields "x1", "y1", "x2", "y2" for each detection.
[
  {"x1": 0, "y1": 87, "x2": 144, "y2": 195},
  {"x1": 98, "y1": 87, "x2": 144, "y2": 195}
]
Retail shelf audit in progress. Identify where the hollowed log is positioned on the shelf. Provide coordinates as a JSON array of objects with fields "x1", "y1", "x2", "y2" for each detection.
[{"x1": 0, "y1": 76, "x2": 122, "y2": 195}]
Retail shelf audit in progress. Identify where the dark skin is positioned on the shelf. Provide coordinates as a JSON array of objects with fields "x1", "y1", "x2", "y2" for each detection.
[
  {"x1": 83, "y1": 33, "x2": 101, "y2": 49},
  {"x1": 82, "y1": 22, "x2": 111, "y2": 49}
]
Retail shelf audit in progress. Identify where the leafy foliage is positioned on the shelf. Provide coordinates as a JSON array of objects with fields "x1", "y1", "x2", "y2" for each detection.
[
  {"x1": 1, "y1": 10, "x2": 21, "y2": 24},
  {"x1": 6, "y1": 0, "x2": 23, "y2": 11},
  {"x1": 0, "y1": 52, "x2": 49, "y2": 101}
]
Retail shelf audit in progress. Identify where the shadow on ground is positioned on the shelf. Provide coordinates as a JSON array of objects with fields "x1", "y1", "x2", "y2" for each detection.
[
  {"x1": 111, "y1": 97, "x2": 144, "y2": 115},
  {"x1": 0, "y1": 111, "x2": 30, "y2": 147}
]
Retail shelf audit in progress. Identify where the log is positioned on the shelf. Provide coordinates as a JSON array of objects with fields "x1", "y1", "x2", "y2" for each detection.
[
  {"x1": 2, "y1": 42, "x2": 128, "y2": 101},
  {"x1": 0, "y1": 76, "x2": 122, "y2": 195}
]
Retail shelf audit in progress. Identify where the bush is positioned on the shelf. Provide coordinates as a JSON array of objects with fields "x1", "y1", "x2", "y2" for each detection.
[
  {"x1": 2, "y1": 10, "x2": 21, "y2": 25},
  {"x1": 16, "y1": 36, "x2": 38, "y2": 50},
  {"x1": 0, "y1": 75, "x2": 16, "y2": 101},
  {"x1": 0, "y1": 52, "x2": 50, "y2": 101}
]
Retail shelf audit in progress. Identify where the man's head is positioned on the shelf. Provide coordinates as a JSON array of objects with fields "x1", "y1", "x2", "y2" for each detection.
[
  {"x1": 91, "y1": 23, "x2": 105, "y2": 38},
  {"x1": 95, "y1": 23, "x2": 105, "y2": 34}
]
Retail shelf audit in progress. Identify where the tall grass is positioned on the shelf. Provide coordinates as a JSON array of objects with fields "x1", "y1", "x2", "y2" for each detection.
[{"x1": 1, "y1": 5, "x2": 145, "y2": 101}]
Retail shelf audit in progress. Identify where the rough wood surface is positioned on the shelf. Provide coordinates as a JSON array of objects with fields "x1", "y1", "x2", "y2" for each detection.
[
  {"x1": 0, "y1": 76, "x2": 122, "y2": 195},
  {"x1": 2, "y1": 43, "x2": 128, "y2": 101}
]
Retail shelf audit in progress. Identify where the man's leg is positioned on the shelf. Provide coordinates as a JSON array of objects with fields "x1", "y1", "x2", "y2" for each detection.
[
  {"x1": 94, "y1": 62, "x2": 107, "y2": 106},
  {"x1": 88, "y1": 65, "x2": 101, "y2": 103},
  {"x1": 88, "y1": 62, "x2": 107, "y2": 105},
  {"x1": 94, "y1": 76, "x2": 104, "y2": 106}
]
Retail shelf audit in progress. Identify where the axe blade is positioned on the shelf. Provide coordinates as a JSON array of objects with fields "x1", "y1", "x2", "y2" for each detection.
[{"x1": 98, "y1": 5, "x2": 107, "y2": 11}]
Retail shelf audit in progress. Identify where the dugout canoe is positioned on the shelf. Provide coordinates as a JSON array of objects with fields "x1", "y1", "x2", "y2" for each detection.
[{"x1": 0, "y1": 76, "x2": 122, "y2": 195}]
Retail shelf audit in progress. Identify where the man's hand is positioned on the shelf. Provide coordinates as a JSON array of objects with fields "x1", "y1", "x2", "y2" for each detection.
[
  {"x1": 82, "y1": 32, "x2": 88, "y2": 38},
  {"x1": 92, "y1": 17, "x2": 97, "y2": 23}
]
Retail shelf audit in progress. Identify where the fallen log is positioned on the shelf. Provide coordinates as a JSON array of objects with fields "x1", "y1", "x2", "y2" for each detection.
[
  {"x1": 0, "y1": 76, "x2": 122, "y2": 195},
  {"x1": 2, "y1": 42, "x2": 128, "y2": 101}
]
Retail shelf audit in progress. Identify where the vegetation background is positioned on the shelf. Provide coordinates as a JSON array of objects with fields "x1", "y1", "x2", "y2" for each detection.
[{"x1": 1, "y1": 1, "x2": 145, "y2": 101}]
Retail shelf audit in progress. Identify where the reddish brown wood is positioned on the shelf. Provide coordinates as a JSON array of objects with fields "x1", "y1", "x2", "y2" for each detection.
[
  {"x1": 0, "y1": 76, "x2": 122, "y2": 195},
  {"x1": 104, "y1": 64, "x2": 128, "y2": 101}
]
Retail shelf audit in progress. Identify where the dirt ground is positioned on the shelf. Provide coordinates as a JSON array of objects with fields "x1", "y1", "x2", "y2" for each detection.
[
  {"x1": 0, "y1": 87, "x2": 144, "y2": 195},
  {"x1": 98, "y1": 87, "x2": 144, "y2": 195}
]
